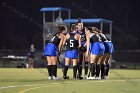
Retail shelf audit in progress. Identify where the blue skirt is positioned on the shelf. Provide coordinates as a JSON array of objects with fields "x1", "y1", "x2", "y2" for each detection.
[
  {"x1": 103, "y1": 41, "x2": 114, "y2": 53},
  {"x1": 65, "y1": 50, "x2": 78, "y2": 59},
  {"x1": 44, "y1": 43, "x2": 57, "y2": 56},
  {"x1": 91, "y1": 42, "x2": 105, "y2": 55}
]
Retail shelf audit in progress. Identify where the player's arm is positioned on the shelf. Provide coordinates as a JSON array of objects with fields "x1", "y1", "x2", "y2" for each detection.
[
  {"x1": 77, "y1": 34, "x2": 81, "y2": 48},
  {"x1": 84, "y1": 27, "x2": 89, "y2": 47},
  {"x1": 58, "y1": 34, "x2": 64, "y2": 53},
  {"x1": 63, "y1": 33, "x2": 68, "y2": 45},
  {"x1": 86, "y1": 33, "x2": 90, "y2": 56}
]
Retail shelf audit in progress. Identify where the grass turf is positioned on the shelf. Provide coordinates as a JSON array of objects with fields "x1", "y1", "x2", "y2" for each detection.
[{"x1": 0, "y1": 68, "x2": 140, "y2": 93}]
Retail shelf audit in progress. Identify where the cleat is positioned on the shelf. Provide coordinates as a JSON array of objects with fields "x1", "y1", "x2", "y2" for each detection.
[
  {"x1": 105, "y1": 76, "x2": 109, "y2": 79},
  {"x1": 52, "y1": 76, "x2": 59, "y2": 80},
  {"x1": 48, "y1": 76, "x2": 52, "y2": 80},
  {"x1": 77, "y1": 76, "x2": 83, "y2": 80},
  {"x1": 94, "y1": 76, "x2": 101, "y2": 80},
  {"x1": 84, "y1": 75, "x2": 88, "y2": 79},
  {"x1": 76, "y1": 74, "x2": 83, "y2": 80},
  {"x1": 101, "y1": 76, "x2": 105, "y2": 79},
  {"x1": 63, "y1": 76, "x2": 69, "y2": 79},
  {"x1": 79, "y1": 76, "x2": 83, "y2": 80},
  {"x1": 86, "y1": 76, "x2": 95, "y2": 80}
]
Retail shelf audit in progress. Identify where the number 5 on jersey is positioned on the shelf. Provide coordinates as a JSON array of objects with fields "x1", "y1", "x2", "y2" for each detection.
[{"x1": 70, "y1": 39, "x2": 74, "y2": 47}]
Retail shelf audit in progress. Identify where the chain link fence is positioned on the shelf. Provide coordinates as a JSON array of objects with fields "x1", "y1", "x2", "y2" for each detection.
[{"x1": 0, "y1": 49, "x2": 140, "y2": 69}]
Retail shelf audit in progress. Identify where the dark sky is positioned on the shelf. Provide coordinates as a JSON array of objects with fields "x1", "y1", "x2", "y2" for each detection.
[{"x1": 0, "y1": 0, "x2": 140, "y2": 50}]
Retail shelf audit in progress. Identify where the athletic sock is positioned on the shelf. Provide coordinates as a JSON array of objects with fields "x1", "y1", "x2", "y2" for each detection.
[
  {"x1": 47, "y1": 65, "x2": 52, "y2": 76},
  {"x1": 79, "y1": 64, "x2": 82, "y2": 77},
  {"x1": 105, "y1": 64, "x2": 110, "y2": 76},
  {"x1": 77, "y1": 62, "x2": 82, "y2": 77},
  {"x1": 85, "y1": 62, "x2": 88, "y2": 75},
  {"x1": 52, "y1": 65, "x2": 57, "y2": 77},
  {"x1": 91, "y1": 63, "x2": 95, "y2": 77},
  {"x1": 101, "y1": 63, "x2": 105, "y2": 77},
  {"x1": 63, "y1": 65, "x2": 68, "y2": 78},
  {"x1": 96, "y1": 64, "x2": 101, "y2": 77},
  {"x1": 73, "y1": 65, "x2": 77, "y2": 79}
]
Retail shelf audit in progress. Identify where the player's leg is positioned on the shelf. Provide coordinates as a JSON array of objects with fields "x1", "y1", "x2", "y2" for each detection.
[
  {"x1": 84, "y1": 53, "x2": 89, "y2": 78},
  {"x1": 100, "y1": 54, "x2": 107, "y2": 79},
  {"x1": 72, "y1": 58, "x2": 78, "y2": 79},
  {"x1": 32, "y1": 59, "x2": 34, "y2": 68},
  {"x1": 104, "y1": 42, "x2": 114, "y2": 79},
  {"x1": 77, "y1": 52, "x2": 83, "y2": 79},
  {"x1": 47, "y1": 56, "x2": 52, "y2": 79},
  {"x1": 28, "y1": 58, "x2": 33, "y2": 68},
  {"x1": 51, "y1": 56, "x2": 58, "y2": 79},
  {"x1": 96, "y1": 42, "x2": 105, "y2": 79},
  {"x1": 90, "y1": 54, "x2": 98, "y2": 78},
  {"x1": 95, "y1": 55, "x2": 103, "y2": 79},
  {"x1": 105, "y1": 53, "x2": 111, "y2": 78},
  {"x1": 63, "y1": 57, "x2": 70, "y2": 79},
  {"x1": 45, "y1": 43, "x2": 58, "y2": 79}
]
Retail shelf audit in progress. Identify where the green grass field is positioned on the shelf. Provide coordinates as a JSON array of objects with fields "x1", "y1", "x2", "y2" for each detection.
[{"x1": 0, "y1": 68, "x2": 140, "y2": 93}]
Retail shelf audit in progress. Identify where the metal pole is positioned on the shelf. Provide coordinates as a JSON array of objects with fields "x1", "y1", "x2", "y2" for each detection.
[
  {"x1": 53, "y1": 11, "x2": 55, "y2": 22},
  {"x1": 43, "y1": 12, "x2": 45, "y2": 24},
  {"x1": 43, "y1": 12, "x2": 46, "y2": 50},
  {"x1": 59, "y1": 10, "x2": 61, "y2": 18},
  {"x1": 100, "y1": 20, "x2": 103, "y2": 32},
  {"x1": 109, "y1": 22, "x2": 113, "y2": 67},
  {"x1": 68, "y1": 10, "x2": 71, "y2": 19},
  {"x1": 110, "y1": 22, "x2": 112, "y2": 41}
]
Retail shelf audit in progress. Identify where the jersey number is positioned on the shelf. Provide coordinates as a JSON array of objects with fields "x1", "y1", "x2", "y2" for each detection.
[{"x1": 70, "y1": 40, "x2": 74, "y2": 47}]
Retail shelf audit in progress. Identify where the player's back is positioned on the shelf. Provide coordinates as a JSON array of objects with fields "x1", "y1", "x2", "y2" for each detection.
[{"x1": 66, "y1": 32, "x2": 79, "y2": 51}]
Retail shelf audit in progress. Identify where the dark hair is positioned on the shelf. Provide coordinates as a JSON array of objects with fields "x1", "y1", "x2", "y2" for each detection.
[
  {"x1": 92, "y1": 27, "x2": 101, "y2": 33},
  {"x1": 71, "y1": 24, "x2": 76, "y2": 31},
  {"x1": 58, "y1": 25, "x2": 66, "y2": 32},
  {"x1": 87, "y1": 26, "x2": 94, "y2": 33},
  {"x1": 76, "y1": 17, "x2": 83, "y2": 25},
  {"x1": 87, "y1": 26, "x2": 92, "y2": 31}
]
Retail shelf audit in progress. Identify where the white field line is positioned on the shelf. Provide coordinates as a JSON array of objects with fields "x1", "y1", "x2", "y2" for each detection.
[
  {"x1": 0, "y1": 84, "x2": 46, "y2": 89},
  {"x1": 0, "y1": 79, "x2": 139, "y2": 90},
  {"x1": 19, "y1": 79, "x2": 140, "y2": 93}
]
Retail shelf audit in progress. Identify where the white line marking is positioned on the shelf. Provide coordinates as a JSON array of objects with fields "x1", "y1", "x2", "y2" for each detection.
[
  {"x1": 0, "y1": 79, "x2": 139, "y2": 90},
  {"x1": 0, "y1": 84, "x2": 46, "y2": 89},
  {"x1": 19, "y1": 79, "x2": 140, "y2": 93}
]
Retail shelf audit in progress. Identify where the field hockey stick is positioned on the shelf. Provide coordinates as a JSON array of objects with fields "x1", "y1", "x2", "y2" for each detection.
[{"x1": 57, "y1": 53, "x2": 64, "y2": 73}]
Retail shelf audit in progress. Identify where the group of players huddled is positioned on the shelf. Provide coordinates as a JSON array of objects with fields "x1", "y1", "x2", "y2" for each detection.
[{"x1": 44, "y1": 18, "x2": 114, "y2": 80}]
